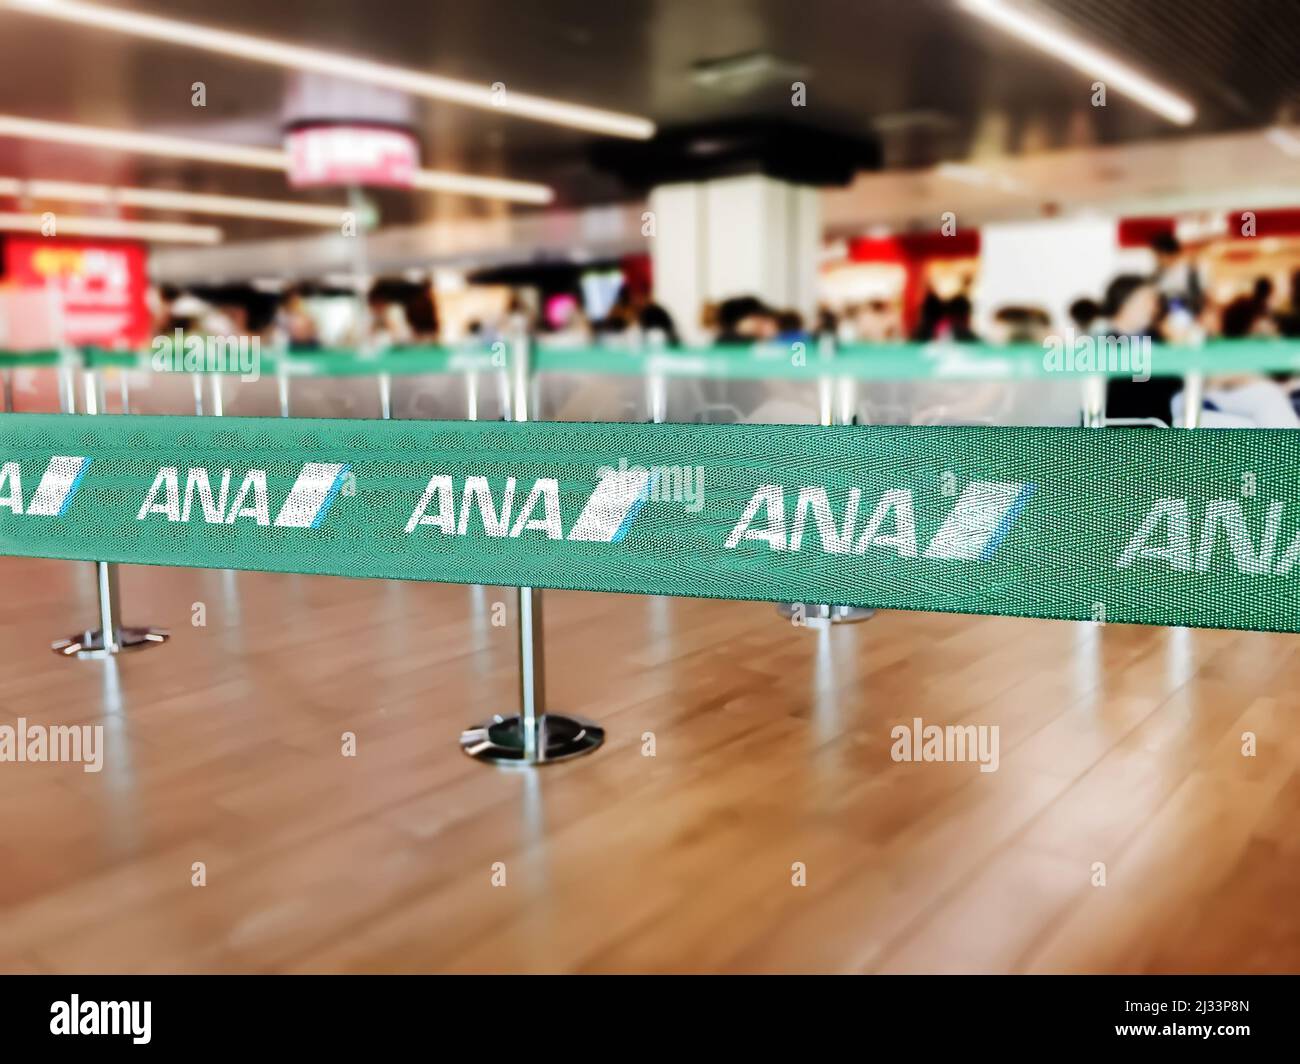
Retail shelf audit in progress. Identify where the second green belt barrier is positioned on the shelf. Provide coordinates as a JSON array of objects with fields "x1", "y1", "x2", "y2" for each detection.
[
  {"x1": 14, "y1": 338, "x2": 1300, "y2": 381},
  {"x1": 1, "y1": 412, "x2": 1296, "y2": 634}
]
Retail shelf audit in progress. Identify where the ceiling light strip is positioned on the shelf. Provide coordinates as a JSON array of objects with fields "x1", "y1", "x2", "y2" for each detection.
[
  {"x1": 956, "y1": 0, "x2": 1195, "y2": 126},
  {"x1": 0, "y1": 115, "x2": 554, "y2": 204},
  {"x1": 0, "y1": 211, "x2": 222, "y2": 243},
  {"x1": 4, "y1": 0, "x2": 655, "y2": 139},
  {"x1": 0, "y1": 176, "x2": 346, "y2": 224}
]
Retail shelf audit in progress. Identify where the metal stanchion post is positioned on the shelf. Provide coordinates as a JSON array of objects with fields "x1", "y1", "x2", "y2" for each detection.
[
  {"x1": 192, "y1": 372, "x2": 204, "y2": 416},
  {"x1": 56, "y1": 351, "x2": 77, "y2": 415},
  {"x1": 644, "y1": 330, "x2": 667, "y2": 423},
  {"x1": 378, "y1": 370, "x2": 392, "y2": 420},
  {"x1": 209, "y1": 372, "x2": 223, "y2": 417},
  {"x1": 777, "y1": 335, "x2": 875, "y2": 625},
  {"x1": 277, "y1": 361, "x2": 291, "y2": 418},
  {"x1": 459, "y1": 327, "x2": 604, "y2": 766},
  {"x1": 1181, "y1": 369, "x2": 1204, "y2": 429},
  {"x1": 465, "y1": 369, "x2": 479, "y2": 421},
  {"x1": 1081, "y1": 374, "x2": 1107, "y2": 428},
  {"x1": 51, "y1": 367, "x2": 168, "y2": 658}
]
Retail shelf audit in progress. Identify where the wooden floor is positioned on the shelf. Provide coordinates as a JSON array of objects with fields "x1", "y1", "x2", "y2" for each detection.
[{"x1": 0, "y1": 553, "x2": 1297, "y2": 973}]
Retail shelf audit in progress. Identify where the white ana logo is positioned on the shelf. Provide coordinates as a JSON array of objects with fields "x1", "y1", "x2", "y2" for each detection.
[
  {"x1": 724, "y1": 481, "x2": 1035, "y2": 559},
  {"x1": 50, "y1": 996, "x2": 151, "y2": 1044},
  {"x1": 1118, "y1": 497, "x2": 1300, "y2": 574},
  {"x1": 406, "y1": 467, "x2": 659, "y2": 544},
  {"x1": 0, "y1": 456, "x2": 91, "y2": 517},
  {"x1": 136, "y1": 464, "x2": 350, "y2": 528}
]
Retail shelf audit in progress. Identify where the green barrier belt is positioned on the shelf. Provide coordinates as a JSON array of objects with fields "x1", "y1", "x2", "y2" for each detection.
[
  {"x1": 76, "y1": 345, "x2": 500, "y2": 377},
  {"x1": 277, "y1": 346, "x2": 500, "y2": 378},
  {"x1": 13, "y1": 340, "x2": 1300, "y2": 382},
  {"x1": 2, "y1": 412, "x2": 1297, "y2": 633},
  {"x1": 538, "y1": 340, "x2": 1300, "y2": 381},
  {"x1": 0, "y1": 350, "x2": 64, "y2": 369}
]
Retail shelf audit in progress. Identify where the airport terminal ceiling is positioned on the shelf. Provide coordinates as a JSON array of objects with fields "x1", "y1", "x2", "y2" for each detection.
[{"x1": 2, "y1": 0, "x2": 1299, "y2": 245}]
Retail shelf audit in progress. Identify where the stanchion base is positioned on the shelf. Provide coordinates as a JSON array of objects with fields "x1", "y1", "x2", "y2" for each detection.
[
  {"x1": 459, "y1": 713, "x2": 604, "y2": 767},
  {"x1": 51, "y1": 627, "x2": 169, "y2": 660},
  {"x1": 776, "y1": 603, "x2": 877, "y2": 625}
]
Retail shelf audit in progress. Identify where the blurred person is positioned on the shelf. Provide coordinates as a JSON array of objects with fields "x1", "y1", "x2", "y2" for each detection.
[
  {"x1": 913, "y1": 290, "x2": 977, "y2": 342},
  {"x1": 1171, "y1": 294, "x2": 1298, "y2": 427},
  {"x1": 1102, "y1": 274, "x2": 1179, "y2": 424},
  {"x1": 280, "y1": 286, "x2": 321, "y2": 351},
  {"x1": 715, "y1": 295, "x2": 778, "y2": 344},
  {"x1": 1276, "y1": 269, "x2": 1300, "y2": 336},
  {"x1": 815, "y1": 306, "x2": 839, "y2": 340},
  {"x1": 852, "y1": 299, "x2": 902, "y2": 343},
  {"x1": 213, "y1": 286, "x2": 282, "y2": 346},
  {"x1": 599, "y1": 284, "x2": 646, "y2": 334},
  {"x1": 699, "y1": 300, "x2": 720, "y2": 338},
  {"x1": 1220, "y1": 295, "x2": 1277, "y2": 339},
  {"x1": 990, "y1": 305, "x2": 1051, "y2": 345},
  {"x1": 1151, "y1": 234, "x2": 1199, "y2": 343},
  {"x1": 162, "y1": 289, "x2": 207, "y2": 335},
  {"x1": 1252, "y1": 276, "x2": 1275, "y2": 316},
  {"x1": 543, "y1": 292, "x2": 592, "y2": 345},
  {"x1": 1151, "y1": 232, "x2": 1204, "y2": 322},
  {"x1": 639, "y1": 302, "x2": 680, "y2": 347},
  {"x1": 403, "y1": 288, "x2": 440, "y2": 343},
  {"x1": 775, "y1": 310, "x2": 807, "y2": 342},
  {"x1": 1069, "y1": 297, "x2": 1102, "y2": 335}
]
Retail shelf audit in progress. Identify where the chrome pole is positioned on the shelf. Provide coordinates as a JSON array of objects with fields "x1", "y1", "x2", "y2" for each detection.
[
  {"x1": 378, "y1": 370, "x2": 392, "y2": 420},
  {"x1": 51, "y1": 366, "x2": 168, "y2": 659},
  {"x1": 1181, "y1": 370, "x2": 1204, "y2": 429},
  {"x1": 1081, "y1": 374, "x2": 1107, "y2": 428},
  {"x1": 465, "y1": 369, "x2": 479, "y2": 421},
  {"x1": 56, "y1": 355, "x2": 76, "y2": 415},
  {"x1": 459, "y1": 326, "x2": 604, "y2": 766},
  {"x1": 779, "y1": 334, "x2": 874, "y2": 625},
  {"x1": 644, "y1": 331, "x2": 667, "y2": 423}
]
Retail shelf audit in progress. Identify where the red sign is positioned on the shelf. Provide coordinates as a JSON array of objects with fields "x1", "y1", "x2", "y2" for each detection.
[
  {"x1": 3, "y1": 238, "x2": 150, "y2": 347},
  {"x1": 286, "y1": 124, "x2": 418, "y2": 188}
]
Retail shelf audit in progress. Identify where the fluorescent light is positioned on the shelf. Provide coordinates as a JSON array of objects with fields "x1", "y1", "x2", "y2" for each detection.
[
  {"x1": 4, "y1": 0, "x2": 655, "y2": 140},
  {"x1": 0, "y1": 115, "x2": 554, "y2": 204},
  {"x1": 0, "y1": 114, "x2": 283, "y2": 167},
  {"x1": 410, "y1": 169, "x2": 552, "y2": 203},
  {"x1": 0, "y1": 211, "x2": 222, "y2": 243},
  {"x1": 0, "y1": 176, "x2": 346, "y2": 224},
  {"x1": 956, "y1": 0, "x2": 1195, "y2": 126}
]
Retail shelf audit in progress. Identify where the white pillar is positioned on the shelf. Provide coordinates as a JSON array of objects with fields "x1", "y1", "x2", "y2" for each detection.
[{"x1": 650, "y1": 174, "x2": 821, "y2": 344}]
